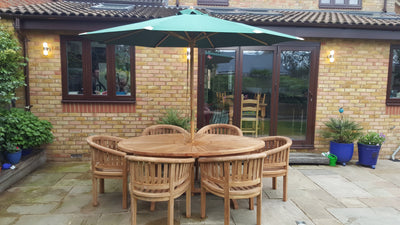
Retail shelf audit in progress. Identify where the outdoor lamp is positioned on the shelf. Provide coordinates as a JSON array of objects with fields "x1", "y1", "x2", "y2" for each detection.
[
  {"x1": 328, "y1": 50, "x2": 334, "y2": 63},
  {"x1": 43, "y1": 42, "x2": 50, "y2": 56}
]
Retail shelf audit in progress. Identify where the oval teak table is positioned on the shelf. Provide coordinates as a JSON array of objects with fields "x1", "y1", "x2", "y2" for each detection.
[{"x1": 118, "y1": 133, "x2": 265, "y2": 157}]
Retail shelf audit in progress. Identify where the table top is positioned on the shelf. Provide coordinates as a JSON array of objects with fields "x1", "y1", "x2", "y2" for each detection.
[{"x1": 118, "y1": 133, "x2": 265, "y2": 157}]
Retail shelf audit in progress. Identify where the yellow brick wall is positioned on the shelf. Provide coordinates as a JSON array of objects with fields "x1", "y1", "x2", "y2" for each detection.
[
  {"x1": 315, "y1": 38, "x2": 400, "y2": 160},
  {"x1": 25, "y1": 31, "x2": 194, "y2": 161},
  {"x1": 173, "y1": 0, "x2": 391, "y2": 12}
]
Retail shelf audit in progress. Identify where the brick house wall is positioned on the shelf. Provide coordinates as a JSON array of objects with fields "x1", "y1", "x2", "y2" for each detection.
[
  {"x1": 172, "y1": 0, "x2": 396, "y2": 12},
  {"x1": 315, "y1": 38, "x2": 400, "y2": 160},
  {"x1": 23, "y1": 31, "x2": 399, "y2": 161},
  {"x1": 25, "y1": 31, "x2": 193, "y2": 161}
]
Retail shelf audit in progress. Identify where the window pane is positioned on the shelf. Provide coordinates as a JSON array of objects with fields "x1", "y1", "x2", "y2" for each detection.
[
  {"x1": 203, "y1": 50, "x2": 236, "y2": 125},
  {"x1": 91, "y1": 42, "x2": 107, "y2": 95},
  {"x1": 242, "y1": 50, "x2": 274, "y2": 137},
  {"x1": 334, "y1": 0, "x2": 344, "y2": 4},
  {"x1": 320, "y1": 0, "x2": 331, "y2": 3},
  {"x1": 349, "y1": 0, "x2": 359, "y2": 4},
  {"x1": 115, "y1": 45, "x2": 131, "y2": 96},
  {"x1": 390, "y1": 48, "x2": 400, "y2": 99},
  {"x1": 277, "y1": 51, "x2": 311, "y2": 140},
  {"x1": 66, "y1": 41, "x2": 83, "y2": 95}
]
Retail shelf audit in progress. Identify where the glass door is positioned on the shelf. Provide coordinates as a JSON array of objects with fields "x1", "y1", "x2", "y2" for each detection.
[
  {"x1": 201, "y1": 49, "x2": 236, "y2": 126},
  {"x1": 241, "y1": 50, "x2": 274, "y2": 137}
]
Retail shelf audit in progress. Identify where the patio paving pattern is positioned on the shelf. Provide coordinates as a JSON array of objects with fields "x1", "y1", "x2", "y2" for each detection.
[{"x1": 1, "y1": 160, "x2": 400, "y2": 225}]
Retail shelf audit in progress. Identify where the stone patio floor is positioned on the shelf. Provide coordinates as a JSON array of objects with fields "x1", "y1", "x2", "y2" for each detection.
[{"x1": 1, "y1": 159, "x2": 400, "y2": 225}]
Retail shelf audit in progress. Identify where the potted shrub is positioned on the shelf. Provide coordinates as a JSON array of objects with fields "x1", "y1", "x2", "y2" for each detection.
[
  {"x1": 357, "y1": 132, "x2": 385, "y2": 169},
  {"x1": 0, "y1": 108, "x2": 54, "y2": 156},
  {"x1": 4, "y1": 143, "x2": 22, "y2": 165},
  {"x1": 321, "y1": 108, "x2": 363, "y2": 166}
]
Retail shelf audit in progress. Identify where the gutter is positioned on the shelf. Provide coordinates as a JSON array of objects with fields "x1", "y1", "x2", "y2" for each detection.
[{"x1": 13, "y1": 17, "x2": 31, "y2": 111}]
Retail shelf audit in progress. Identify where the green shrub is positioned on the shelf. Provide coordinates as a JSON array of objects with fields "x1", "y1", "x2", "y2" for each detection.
[
  {"x1": 157, "y1": 109, "x2": 190, "y2": 131},
  {"x1": 0, "y1": 108, "x2": 54, "y2": 150},
  {"x1": 0, "y1": 27, "x2": 27, "y2": 107},
  {"x1": 358, "y1": 132, "x2": 385, "y2": 146},
  {"x1": 321, "y1": 117, "x2": 363, "y2": 143}
]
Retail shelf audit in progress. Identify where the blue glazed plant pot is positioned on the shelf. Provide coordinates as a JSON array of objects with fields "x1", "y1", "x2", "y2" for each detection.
[
  {"x1": 329, "y1": 141, "x2": 354, "y2": 166},
  {"x1": 6, "y1": 151, "x2": 22, "y2": 165},
  {"x1": 357, "y1": 143, "x2": 381, "y2": 169}
]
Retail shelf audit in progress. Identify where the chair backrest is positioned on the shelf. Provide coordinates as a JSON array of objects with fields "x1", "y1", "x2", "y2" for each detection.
[
  {"x1": 199, "y1": 151, "x2": 266, "y2": 190},
  {"x1": 141, "y1": 124, "x2": 189, "y2": 136},
  {"x1": 241, "y1": 94, "x2": 260, "y2": 120},
  {"x1": 87, "y1": 135, "x2": 127, "y2": 171},
  {"x1": 257, "y1": 93, "x2": 266, "y2": 104},
  {"x1": 126, "y1": 155, "x2": 195, "y2": 199},
  {"x1": 197, "y1": 124, "x2": 243, "y2": 136},
  {"x1": 257, "y1": 136, "x2": 292, "y2": 172}
]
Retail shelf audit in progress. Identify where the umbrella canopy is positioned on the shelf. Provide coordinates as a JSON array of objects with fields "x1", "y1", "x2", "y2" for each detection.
[{"x1": 80, "y1": 8, "x2": 303, "y2": 141}]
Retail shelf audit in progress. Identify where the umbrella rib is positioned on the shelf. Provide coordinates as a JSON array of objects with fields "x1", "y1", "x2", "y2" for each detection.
[
  {"x1": 239, "y1": 33, "x2": 269, "y2": 45},
  {"x1": 155, "y1": 33, "x2": 170, "y2": 47},
  {"x1": 103, "y1": 30, "x2": 144, "y2": 44}
]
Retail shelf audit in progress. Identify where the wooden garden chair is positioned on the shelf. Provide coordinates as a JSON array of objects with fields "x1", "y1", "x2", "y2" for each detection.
[
  {"x1": 126, "y1": 155, "x2": 195, "y2": 225},
  {"x1": 258, "y1": 136, "x2": 292, "y2": 202},
  {"x1": 87, "y1": 135, "x2": 128, "y2": 209},
  {"x1": 197, "y1": 123, "x2": 243, "y2": 136},
  {"x1": 141, "y1": 124, "x2": 189, "y2": 136},
  {"x1": 199, "y1": 151, "x2": 266, "y2": 225}
]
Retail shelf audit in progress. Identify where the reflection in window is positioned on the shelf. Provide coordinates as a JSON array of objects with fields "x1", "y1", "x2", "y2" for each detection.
[
  {"x1": 319, "y1": 0, "x2": 361, "y2": 8},
  {"x1": 203, "y1": 50, "x2": 235, "y2": 125},
  {"x1": 242, "y1": 50, "x2": 274, "y2": 137},
  {"x1": 388, "y1": 46, "x2": 400, "y2": 102},
  {"x1": 115, "y1": 45, "x2": 131, "y2": 96},
  {"x1": 277, "y1": 51, "x2": 311, "y2": 140},
  {"x1": 66, "y1": 41, "x2": 83, "y2": 95},
  {"x1": 61, "y1": 36, "x2": 135, "y2": 102},
  {"x1": 91, "y1": 42, "x2": 107, "y2": 95}
]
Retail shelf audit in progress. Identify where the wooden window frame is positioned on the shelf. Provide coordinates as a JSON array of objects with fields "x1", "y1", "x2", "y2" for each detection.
[
  {"x1": 386, "y1": 44, "x2": 400, "y2": 106},
  {"x1": 60, "y1": 36, "x2": 136, "y2": 103},
  {"x1": 197, "y1": 0, "x2": 229, "y2": 6},
  {"x1": 319, "y1": 0, "x2": 362, "y2": 9}
]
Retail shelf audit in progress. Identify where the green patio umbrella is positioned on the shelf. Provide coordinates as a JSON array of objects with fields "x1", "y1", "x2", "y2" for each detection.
[{"x1": 80, "y1": 8, "x2": 303, "y2": 141}]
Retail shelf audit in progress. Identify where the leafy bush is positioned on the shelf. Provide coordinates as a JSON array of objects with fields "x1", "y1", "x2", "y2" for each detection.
[
  {"x1": 0, "y1": 108, "x2": 54, "y2": 150},
  {"x1": 4, "y1": 143, "x2": 20, "y2": 153},
  {"x1": 157, "y1": 109, "x2": 190, "y2": 131},
  {"x1": 321, "y1": 117, "x2": 363, "y2": 143},
  {"x1": 358, "y1": 132, "x2": 385, "y2": 146},
  {"x1": 0, "y1": 27, "x2": 27, "y2": 107}
]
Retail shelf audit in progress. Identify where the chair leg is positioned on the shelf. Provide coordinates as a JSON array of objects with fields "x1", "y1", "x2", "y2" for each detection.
[
  {"x1": 150, "y1": 202, "x2": 156, "y2": 211},
  {"x1": 272, "y1": 177, "x2": 277, "y2": 189},
  {"x1": 249, "y1": 197, "x2": 254, "y2": 210},
  {"x1": 131, "y1": 197, "x2": 137, "y2": 225},
  {"x1": 123, "y1": 177, "x2": 128, "y2": 209},
  {"x1": 256, "y1": 193, "x2": 262, "y2": 225},
  {"x1": 224, "y1": 196, "x2": 230, "y2": 225},
  {"x1": 167, "y1": 197, "x2": 174, "y2": 225},
  {"x1": 200, "y1": 186, "x2": 206, "y2": 219},
  {"x1": 283, "y1": 175, "x2": 287, "y2": 202},
  {"x1": 99, "y1": 178, "x2": 105, "y2": 193},
  {"x1": 92, "y1": 176, "x2": 98, "y2": 206},
  {"x1": 186, "y1": 188, "x2": 191, "y2": 218}
]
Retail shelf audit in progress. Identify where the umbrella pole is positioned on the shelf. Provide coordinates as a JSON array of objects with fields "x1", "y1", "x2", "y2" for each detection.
[{"x1": 190, "y1": 44, "x2": 195, "y2": 142}]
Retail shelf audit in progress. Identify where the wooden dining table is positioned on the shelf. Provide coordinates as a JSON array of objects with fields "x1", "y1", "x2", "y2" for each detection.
[
  {"x1": 118, "y1": 133, "x2": 265, "y2": 158},
  {"x1": 118, "y1": 132, "x2": 265, "y2": 209}
]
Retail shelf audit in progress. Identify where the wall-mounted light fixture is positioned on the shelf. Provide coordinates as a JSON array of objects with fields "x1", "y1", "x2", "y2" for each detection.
[
  {"x1": 328, "y1": 50, "x2": 335, "y2": 63},
  {"x1": 186, "y1": 47, "x2": 190, "y2": 60},
  {"x1": 43, "y1": 42, "x2": 50, "y2": 56}
]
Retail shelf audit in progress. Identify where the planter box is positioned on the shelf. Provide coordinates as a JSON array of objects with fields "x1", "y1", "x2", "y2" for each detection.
[
  {"x1": 0, "y1": 150, "x2": 46, "y2": 192},
  {"x1": 357, "y1": 143, "x2": 381, "y2": 169}
]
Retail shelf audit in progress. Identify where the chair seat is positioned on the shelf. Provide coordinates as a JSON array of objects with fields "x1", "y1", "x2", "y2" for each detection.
[
  {"x1": 202, "y1": 179, "x2": 262, "y2": 199},
  {"x1": 94, "y1": 165, "x2": 124, "y2": 177}
]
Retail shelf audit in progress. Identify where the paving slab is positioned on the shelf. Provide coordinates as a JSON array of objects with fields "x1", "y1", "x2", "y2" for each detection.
[{"x1": 1, "y1": 160, "x2": 400, "y2": 225}]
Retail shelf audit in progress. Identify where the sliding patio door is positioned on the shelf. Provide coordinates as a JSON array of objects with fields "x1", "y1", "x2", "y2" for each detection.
[{"x1": 197, "y1": 42, "x2": 319, "y2": 148}]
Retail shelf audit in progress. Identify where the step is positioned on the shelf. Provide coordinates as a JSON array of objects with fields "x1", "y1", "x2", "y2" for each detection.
[{"x1": 289, "y1": 152, "x2": 329, "y2": 165}]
